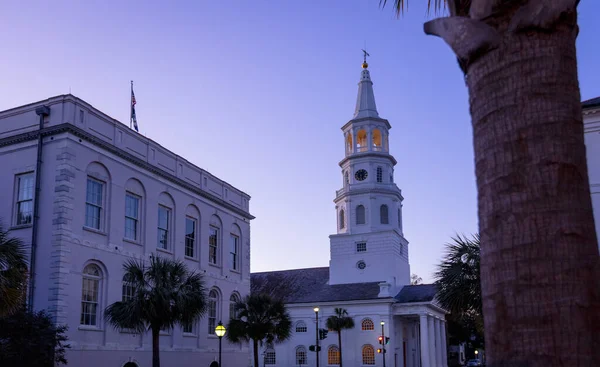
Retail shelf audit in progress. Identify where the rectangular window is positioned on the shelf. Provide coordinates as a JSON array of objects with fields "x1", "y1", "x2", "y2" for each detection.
[
  {"x1": 15, "y1": 173, "x2": 34, "y2": 225},
  {"x1": 230, "y1": 234, "x2": 239, "y2": 270},
  {"x1": 124, "y1": 194, "x2": 140, "y2": 241},
  {"x1": 85, "y1": 178, "x2": 104, "y2": 230},
  {"x1": 185, "y1": 217, "x2": 196, "y2": 258},
  {"x1": 209, "y1": 226, "x2": 219, "y2": 264},
  {"x1": 183, "y1": 322, "x2": 194, "y2": 334},
  {"x1": 377, "y1": 167, "x2": 383, "y2": 183},
  {"x1": 157, "y1": 206, "x2": 170, "y2": 250},
  {"x1": 356, "y1": 242, "x2": 367, "y2": 252}
]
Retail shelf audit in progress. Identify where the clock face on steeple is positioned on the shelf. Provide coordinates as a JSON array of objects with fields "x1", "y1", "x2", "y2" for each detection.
[{"x1": 355, "y1": 169, "x2": 368, "y2": 181}]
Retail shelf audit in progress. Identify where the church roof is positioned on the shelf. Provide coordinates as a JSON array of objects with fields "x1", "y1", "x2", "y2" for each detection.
[
  {"x1": 251, "y1": 267, "x2": 382, "y2": 304},
  {"x1": 394, "y1": 284, "x2": 439, "y2": 303},
  {"x1": 582, "y1": 96, "x2": 600, "y2": 109},
  {"x1": 251, "y1": 267, "x2": 439, "y2": 305}
]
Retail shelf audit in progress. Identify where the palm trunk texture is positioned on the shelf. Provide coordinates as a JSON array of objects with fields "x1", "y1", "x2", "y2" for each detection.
[
  {"x1": 253, "y1": 339, "x2": 259, "y2": 367},
  {"x1": 425, "y1": 1, "x2": 600, "y2": 366},
  {"x1": 152, "y1": 327, "x2": 160, "y2": 367}
]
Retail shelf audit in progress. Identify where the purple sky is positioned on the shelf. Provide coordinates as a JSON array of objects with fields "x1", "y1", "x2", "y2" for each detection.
[{"x1": 1, "y1": 1, "x2": 599, "y2": 283}]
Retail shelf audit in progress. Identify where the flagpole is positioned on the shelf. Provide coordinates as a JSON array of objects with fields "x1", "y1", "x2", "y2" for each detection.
[{"x1": 130, "y1": 80, "x2": 133, "y2": 130}]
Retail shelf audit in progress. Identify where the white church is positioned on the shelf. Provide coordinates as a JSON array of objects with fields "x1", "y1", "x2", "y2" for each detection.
[{"x1": 251, "y1": 60, "x2": 449, "y2": 367}]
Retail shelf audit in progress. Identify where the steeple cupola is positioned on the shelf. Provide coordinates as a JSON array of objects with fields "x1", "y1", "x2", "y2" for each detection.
[{"x1": 353, "y1": 62, "x2": 379, "y2": 119}]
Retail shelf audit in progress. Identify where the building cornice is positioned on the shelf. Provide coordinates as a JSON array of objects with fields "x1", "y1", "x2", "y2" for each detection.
[
  {"x1": 341, "y1": 116, "x2": 392, "y2": 131},
  {"x1": 0, "y1": 123, "x2": 255, "y2": 220},
  {"x1": 285, "y1": 297, "x2": 396, "y2": 308},
  {"x1": 334, "y1": 186, "x2": 404, "y2": 203},
  {"x1": 338, "y1": 152, "x2": 397, "y2": 167}
]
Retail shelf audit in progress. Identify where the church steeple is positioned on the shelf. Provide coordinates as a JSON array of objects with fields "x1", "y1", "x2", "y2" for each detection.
[
  {"x1": 353, "y1": 52, "x2": 379, "y2": 119},
  {"x1": 329, "y1": 55, "x2": 410, "y2": 287}
]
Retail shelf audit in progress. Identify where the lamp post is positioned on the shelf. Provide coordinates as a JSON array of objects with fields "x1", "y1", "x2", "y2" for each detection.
[
  {"x1": 215, "y1": 321, "x2": 226, "y2": 367},
  {"x1": 314, "y1": 307, "x2": 320, "y2": 367},
  {"x1": 381, "y1": 321, "x2": 386, "y2": 367}
]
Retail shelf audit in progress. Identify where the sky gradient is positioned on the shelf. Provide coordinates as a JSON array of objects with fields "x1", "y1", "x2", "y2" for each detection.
[{"x1": 2, "y1": 1, "x2": 599, "y2": 283}]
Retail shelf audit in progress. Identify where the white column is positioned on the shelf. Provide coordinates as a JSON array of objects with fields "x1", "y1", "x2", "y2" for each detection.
[
  {"x1": 435, "y1": 318, "x2": 443, "y2": 366},
  {"x1": 419, "y1": 314, "x2": 430, "y2": 367},
  {"x1": 396, "y1": 318, "x2": 404, "y2": 367},
  {"x1": 441, "y1": 321, "x2": 448, "y2": 366},
  {"x1": 428, "y1": 316, "x2": 437, "y2": 367}
]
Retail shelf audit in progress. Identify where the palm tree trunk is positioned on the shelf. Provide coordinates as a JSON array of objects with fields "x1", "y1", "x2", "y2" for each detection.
[
  {"x1": 462, "y1": 6, "x2": 600, "y2": 367},
  {"x1": 338, "y1": 331, "x2": 343, "y2": 367},
  {"x1": 424, "y1": 1, "x2": 600, "y2": 366},
  {"x1": 253, "y1": 339, "x2": 259, "y2": 367},
  {"x1": 152, "y1": 327, "x2": 161, "y2": 367}
]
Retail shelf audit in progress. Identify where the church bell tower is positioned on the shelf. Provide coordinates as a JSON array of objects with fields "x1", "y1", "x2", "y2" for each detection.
[{"x1": 328, "y1": 54, "x2": 410, "y2": 286}]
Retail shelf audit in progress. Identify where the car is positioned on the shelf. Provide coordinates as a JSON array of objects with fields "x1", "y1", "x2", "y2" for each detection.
[{"x1": 466, "y1": 359, "x2": 482, "y2": 367}]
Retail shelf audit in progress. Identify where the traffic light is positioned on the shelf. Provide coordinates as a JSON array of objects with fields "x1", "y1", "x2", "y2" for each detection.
[
  {"x1": 378, "y1": 336, "x2": 384, "y2": 344},
  {"x1": 319, "y1": 328, "x2": 329, "y2": 340},
  {"x1": 377, "y1": 348, "x2": 387, "y2": 354},
  {"x1": 385, "y1": 337, "x2": 390, "y2": 345},
  {"x1": 309, "y1": 345, "x2": 322, "y2": 352},
  {"x1": 377, "y1": 348, "x2": 382, "y2": 353}
]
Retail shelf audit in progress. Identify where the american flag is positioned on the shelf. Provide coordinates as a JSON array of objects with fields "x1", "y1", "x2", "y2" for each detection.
[{"x1": 131, "y1": 86, "x2": 138, "y2": 132}]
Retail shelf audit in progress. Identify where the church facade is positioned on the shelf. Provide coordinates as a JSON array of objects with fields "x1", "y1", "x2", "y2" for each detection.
[{"x1": 251, "y1": 60, "x2": 449, "y2": 367}]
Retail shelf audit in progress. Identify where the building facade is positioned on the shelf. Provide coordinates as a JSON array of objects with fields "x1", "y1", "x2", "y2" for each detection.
[
  {"x1": 0, "y1": 95, "x2": 254, "y2": 367},
  {"x1": 251, "y1": 61, "x2": 448, "y2": 367},
  {"x1": 583, "y1": 96, "x2": 600, "y2": 250}
]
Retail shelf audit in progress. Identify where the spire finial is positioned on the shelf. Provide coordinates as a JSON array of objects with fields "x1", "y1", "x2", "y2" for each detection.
[{"x1": 361, "y1": 49, "x2": 370, "y2": 69}]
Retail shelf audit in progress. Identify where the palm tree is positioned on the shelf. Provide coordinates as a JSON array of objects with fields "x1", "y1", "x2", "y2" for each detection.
[
  {"x1": 105, "y1": 256, "x2": 207, "y2": 367},
  {"x1": 226, "y1": 293, "x2": 292, "y2": 367},
  {"x1": 410, "y1": 274, "x2": 423, "y2": 285},
  {"x1": 380, "y1": 1, "x2": 600, "y2": 365},
  {"x1": 0, "y1": 225, "x2": 28, "y2": 317},
  {"x1": 325, "y1": 308, "x2": 355, "y2": 367}
]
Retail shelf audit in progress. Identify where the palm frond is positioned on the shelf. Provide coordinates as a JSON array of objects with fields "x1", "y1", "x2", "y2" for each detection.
[
  {"x1": 379, "y1": 0, "x2": 447, "y2": 16},
  {"x1": 0, "y1": 225, "x2": 28, "y2": 317}
]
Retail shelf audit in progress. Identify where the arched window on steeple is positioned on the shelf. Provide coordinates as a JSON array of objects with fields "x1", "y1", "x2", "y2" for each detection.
[
  {"x1": 356, "y1": 205, "x2": 366, "y2": 225},
  {"x1": 372, "y1": 129, "x2": 382, "y2": 151},
  {"x1": 357, "y1": 129, "x2": 367, "y2": 152},
  {"x1": 398, "y1": 208, "x2": 402, "y2": 229},
  {"x1": 344, "y1": 171, "x2": 349, "y2": 186},
  {"x1": 380, "y1": 205, "x2": 389, "y2": 224},
  {"x1": 346, "y1": 134, "x2": 353, "y2": 155},
  {"x1": 339, "y1": 210, "x2": 345, "y2": 229}
]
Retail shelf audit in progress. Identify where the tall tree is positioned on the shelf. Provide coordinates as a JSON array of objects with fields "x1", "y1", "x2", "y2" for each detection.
[
  {"x1": 105, "y1": 256, "x2": 207, "y2": 367},
  {"x1": 0, "y1": 225, "x2": 28, "y2": 317},
  {"x1": 380, "y1": 1, "x2": 600, "y2": 365},
  {"x1": 325, "y1": 308, "x2": 355, "y2": 367},
  {"x1": 0, "y1": 309, "x2": 70, "y2": 367},
  {"x1": 226, "y1": 293, "x2": 292, "y2": 367},
  {"x1": 410, "y1": 273, "x2": 423, "y2": 285}
]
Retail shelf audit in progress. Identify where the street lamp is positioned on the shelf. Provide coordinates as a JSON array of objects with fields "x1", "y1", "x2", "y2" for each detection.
[
  {"x1": 215, "y1": 321, "x2": 226, "y2": 367},
  {"x1": 314, "y1": 307, "x2": 320, "y2": 367},
  {"x1": 380, "y1": 321, "x2": 386, "y2": 367},
  {"x1": 474, "y1": 350, "x2": 479, "y2": 360}
]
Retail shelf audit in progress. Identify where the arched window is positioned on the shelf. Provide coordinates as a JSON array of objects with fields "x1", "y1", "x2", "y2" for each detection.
[
  {"x1": 81, "y1": 264, "x2": 102, "y2": 326},
  {"x1": 208, "y1": 289, "x2": 219, "y2": 334},
  {"x1": 380, "y1": 205, "x2": 389, "y2": 224},
  {"x1": 296, "y1": 321, "x2": 307, "y2": 333},
  {"x1": 264, "y1": 348, "x2": 276, "y2": 365},
  {"x1": 344, "y1": 171, "x2": 349, "y2": 186},
  {"x1": 362, "y1": 345, "x2": 376, "y2": 365},
  {"x1": 339, "y1": 210, "x2": 345, "y2": 229},
  {"x1": 356, "y1": 205, "x2": 365, "y2": 225},
  {"x1": 372, "y1": 129, "x2": 382, "y2": 151},
  {"x1": 346, "y1": 134, "x2": 353, "y2": 154},
  {"x1": 361, "y1": 318, "x2": 374, "y2": 331},
  {"x1": 296, "y1": 346, "x2": 308, "y2": 365},
  {"x1": 376, "y1": 167, "x2": 383, "y2": 182},
  {"x1": 357, "y1": 129, "x2": 367, "y2": 152},
  {"x1": 229, "y1": 293, "x2": 240, "y2": 320},
  {"x1": 328, "y1": 346, "x2": 340, "y2": 365},
  {"x1": 122, "y1": 273, "x2": 134, "y2": 302}
]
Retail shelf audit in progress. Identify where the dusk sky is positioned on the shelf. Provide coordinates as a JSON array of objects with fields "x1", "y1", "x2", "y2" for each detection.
[{"x1": 2, "y1": 1, "x2": 599, "y2": 283}]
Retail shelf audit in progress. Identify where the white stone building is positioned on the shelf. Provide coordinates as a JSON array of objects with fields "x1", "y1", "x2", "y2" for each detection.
[
  {"x1": 251, "y1": 61, "x2": 449, "y2": 367},
  {"x1": 0, "y1": 95, "x2": 254, "y2": 367},
  {"x1": 583, "y1": 96, "x2": 600, "y2": 250}
]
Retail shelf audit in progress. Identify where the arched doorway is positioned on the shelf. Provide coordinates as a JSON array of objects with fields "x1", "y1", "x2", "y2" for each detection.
[
  {"x1": 209, "y1": 361, "x2": 219, "y2": 367},
  {"x1": 123, "y1": 363, "x2": 138, "y2": 367}
]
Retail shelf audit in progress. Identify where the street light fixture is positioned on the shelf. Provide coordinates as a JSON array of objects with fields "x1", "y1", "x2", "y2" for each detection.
[
  {"x1": 314, "y1": 307, "x2": 320, "y2": 367},
  {"x1": 215, "y1": 321, "x2": 226, "y2": 367}
]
